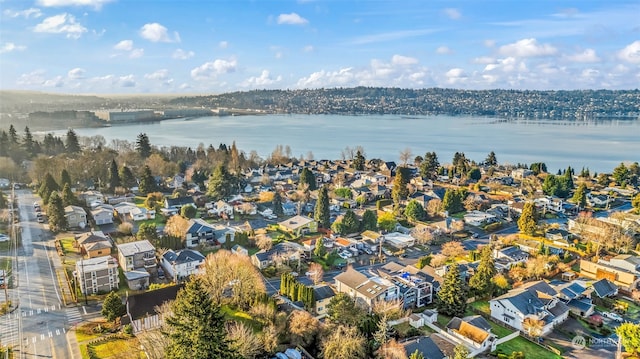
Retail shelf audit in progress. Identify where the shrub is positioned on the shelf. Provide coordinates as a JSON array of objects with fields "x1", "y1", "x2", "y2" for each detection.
[{"x1": 123, "y1": 324, "x2": 133, "y2": 335}]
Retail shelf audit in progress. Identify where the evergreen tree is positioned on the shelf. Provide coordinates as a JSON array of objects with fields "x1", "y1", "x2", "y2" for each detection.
[
  {"x1": 572, "y1": 183, "x2": 587, "y2": 209},
  {"x1": 314, "y1": 185, "x2": 330, "y2": 228},
  {"x1": 420, "y1": 151, "x2": 439, "y2": 179},
  {"x1": 391, "y1": 166, "x2": 410, "y2": 206},
  {"x1": 299, "y1": 167, "x2": 317, "y2": 191},
  {"x1": 65, "y1": 129, "x2": 81, "y2": 154},
  {"x1": 23, "y1": 126, "x2": 35, "y2": 156},
  {"x1": 180, "y1": 205, "x2": 197, "y2": 219},
  {"x1": 342, "y1": 210, "x2": 360, "y2": 234},
  {"x1": 108, "y1": 159, "x2": 121, "y2": 192},
  {"x1": 47, "y1": 192, "x2": 67, "y2": 232},
  {"x1": 517, "y1": 202, "x2": 537, "y2": 236},
  {"x1": 101, "y1": 291, "x2": 125, "y2": 324},
  {"x1": 137, "y1": 223, "x2": 159, "y2": 241},
  {"x1": 442, "y1": 188, "x2": 464, "y2": 214},
  {"x1": 485, "y1": 151, "x2": 497, "y2": 166},
  {"x1": 613, "y1": 162, "x2": 630, "y2": 186},
  {"x1": 633, "y1": 193, "x2": 640, "y2": 215},
  {"x1": 0, "y1": 192, "x2": 6, "y2": 209},
  {"x1": 0, "y1": 130, "x2": 9, "y2": 156},
  {"x1": 61, "y1": 183, "x2": 77, "y2": 207},
  {"x1": 564, "y1": 166, "x2": 574, "y2": 189},
  {"x1": 314, "y1": 237, "x2": 326, "y2": 257},
  {"x1": 409, "y1": 350, "x2": 425, "y2": 359},
  {"x1": 404, "y1": 200, "x2": 426, "y2": 222},
  {"x1": 206, "y1": 163, "x2": 236, "y2": 201},
  {"x1": 60, "y1": 169, "x2": 72, "y2": 188},
  {"x1": 8, "y1": 125, "x2": 18, "y2": 144},
  {"x1": 119, "y1": 166, "x2": 136, "y2": 189},
  {"x1": 467, "y1": 167, "x2": 481, "y2": 181},
  {"x1": 164, "y1": 278, "x2": 239, "y2": 359},
  {"x1": 469, "y1": 246, "x2": 496, "y2": 297},
  {"x1": 353, "y1": 150, "x2": 365, "y2": 171},
  {"x1": 38, "y1": 173, "x2": 59, "y2": 204},
  {"x1": 138, "y1": 165, "x2": 157, "y2": 195},
  {"x1": 136, "y1": 133, "x2": 152, "y2": 159},
  {"x1": 361, "y1": 209, "x2": 378, "y2": 231},
  {"x1": 436, "y1": 264, "x2": 467, "y2": 317},
  {"x1": 272, "y1": 190, "x2": 284, "y2": 217}
]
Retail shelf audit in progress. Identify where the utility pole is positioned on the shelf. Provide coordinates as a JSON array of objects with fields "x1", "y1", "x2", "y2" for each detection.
[{"x1": 81, "y1": 259, "x2": 88, "y2": 305}]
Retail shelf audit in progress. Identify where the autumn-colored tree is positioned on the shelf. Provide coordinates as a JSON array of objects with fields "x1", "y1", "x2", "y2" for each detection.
[
  {"x1": 321, "y1": 325, "x2": 367, "y2": 359},
  {"x1": 441, "y1": 241, "x2": 466, "y2": 258},
  {"x1": 256, "y1": 234, "x2": 273, "y2": 251},
  {"x1": 164, "y1": 215, "x2": 190, "y2": 242},
  {"x1": 288, "y1": 310, "x2": 320, "y2": 347},
  {"x1": 226, "y1": 321, "x2": 262, "y2": 359},
  {"x1": 307, "y1": 262, "x2": 324, "y2": 285}
]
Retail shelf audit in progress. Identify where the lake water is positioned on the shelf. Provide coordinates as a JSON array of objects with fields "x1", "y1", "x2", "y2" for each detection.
[{"x1": 53, "y1": 115, "x2": 640, "y2": 173}]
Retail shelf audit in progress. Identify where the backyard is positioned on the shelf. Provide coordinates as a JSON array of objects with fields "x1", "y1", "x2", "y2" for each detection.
[{"x1": 493, "y1": 336, "x2": 562, "y2": 359}]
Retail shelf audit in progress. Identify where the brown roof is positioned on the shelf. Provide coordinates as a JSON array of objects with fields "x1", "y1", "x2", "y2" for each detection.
[
  {"x1": 457, "y1": 321, "x2": 490, "y2": 344},
  {"x1": 84, "y1": 241, "x2": 112, "y2": 251},
  {"x1": 335, "y1": 266, "x2": 368, "y2": 289}
]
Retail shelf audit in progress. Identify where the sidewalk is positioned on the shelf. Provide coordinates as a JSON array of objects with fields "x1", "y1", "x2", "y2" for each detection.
[{"x1": 66, "y1": 328, "x2": 81, "y2": 359}]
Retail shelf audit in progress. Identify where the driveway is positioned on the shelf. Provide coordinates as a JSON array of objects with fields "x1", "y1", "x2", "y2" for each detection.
[{"x1": 547, "y1": 318, "x2": 617, "y2": 359}]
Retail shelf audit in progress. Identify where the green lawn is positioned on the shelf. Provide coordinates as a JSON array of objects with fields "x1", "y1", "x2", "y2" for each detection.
[
  {"x1": 489, "y1": 321, "x2": 514, "y2": 339},
  {"x1": 469, "y1": 300, "x2": 490, "y2": 315},
  {"x1": 493, "y1": 336, "x2": 561, "y2": 359},
  {"x1": 220, "y1": 305, "x2": 262, "y2": 331},
  {"x1": 89, "y1": 336, "x2": 143, "y2": 359}
]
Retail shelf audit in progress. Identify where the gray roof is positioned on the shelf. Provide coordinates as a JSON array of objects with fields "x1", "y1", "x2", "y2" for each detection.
[
  {"x1": 592, "y1": 278, "x2": 618, "y2": 298},
  {"x1": 568, "y1": 298, "x2": 594, "y2": 313},
  {"x1": 123, "y1": 269, "x2": 150, "y2": 281},
  {"x1": 335, "y1": 267, "x2": 369, "y2": 289},
  {"x1": 117, "y1": 240, "x2": 155, "y2": 257},
  {"x1": 162, "y1": 249, "x2": 205, "y2": 265},
  {"x1": 463, "y1": 315, "x2": 492, "y2": 332},
  {"x1": 403, "y1": 336, "x2": 446, "y2": 359},
  {"x1": 313, "y1": 285, "x2": 336, "y2": 301},
  {"x1": 186, "y1": 219, "x2": 215, "y2": 235}
]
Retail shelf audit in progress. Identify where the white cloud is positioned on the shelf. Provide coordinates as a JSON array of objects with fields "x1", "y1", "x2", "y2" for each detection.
[
  {"x1": 0, "y1": 42, "x2": 27, "y2": 54},
  {"x1": 67, "y1": 67, "x2": 85, "y2": 79},
  {"x1": 443, "y1": 8, "x2": 461, "y2": 20},
  {"x1": 618, "y1": 40, "x2": 640, "y2": 64},
  {"x1": 36, "y1": 0, "x2": 113, "y2": 9},
  {"x1": 129, "y1": 48, "x2": 144, "y2": 58},
  {"x1": 118, "y1": 74, "x2": 136, "y2": 87},
  {"x1": 303, "y1": 45, "x2": 314, "y2": 52},
  {"x1": 33, "y1": 13, "x2": 87, "y2": 39},
  {"x1": 140, "y1": 23, "x2": 179, "y2": 43},
  {"x1": 242, "y1": 70, "x2": 282, "y2": 87},
  {"x1": 173, "y1": 48, "x2": 194, "y2": 60},
  {"x1": 436, "y1": 46, "x2": 452, "y2": 55},
  {"x1": 113, "y1": 40, "x2": 133, "y2": 51},
  {"x1": 484, "y1": 39, "x2": 496, "y2": 48},
  {"x1": 219, "y1": 41, "x2": 228, "y2": 49},
  {"x1": 144, "y1": 69, "x2": 169, "y2": 81},
  {"x1": 3, "y1": 8, "x2": 43, "y2": 18},
  {"x1": 445, "y1": 68, "x2": 468, "y2": 84},
  {"x1": 391, "y1": 55, "x2": 418, "y2": 66},
  {"x1": 564, "y1": 48, "x2": 600, "y2": 63},
  {"x1": 17, "y1": 70, "x2": 46, "y2": 86},
  {"x1": 190, "y1": 58, "x2": 238, "y2": 80},
  {"x1": 43, "y1": 75, "x2": 64, "y2": 87},
  {"x1": 277, "y1": 13, "x2": 308, "y2": 25},
  {"x1": 499, "y1": 38, "x2": 557, "y2": 58},
  {"x1": 473, "y1": 56, "x2": 495, "y2": 64},
  {"x1": 350, "y1": 29, "x2": 440, "y2": 45}
]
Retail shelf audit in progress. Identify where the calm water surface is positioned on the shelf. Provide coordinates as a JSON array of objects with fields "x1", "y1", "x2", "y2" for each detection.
[{"x1": 55, "y1": 115, "x2": 640, "y2": 173}]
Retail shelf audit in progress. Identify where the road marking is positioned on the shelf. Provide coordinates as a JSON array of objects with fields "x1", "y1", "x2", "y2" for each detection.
[
  {"x1": 37, "y1": 309, "x2": 41, "y2": 314},
  {"x1": 40, "y1": 334, "x2": 45, "y2": 340},
  {"x1": 22, "y1": 311, "x2": 26, "y2": 317},
  {"x1": 44, "y1": 307, "x2": 48, "y2": 312},
  {"x1": 83, "y1": 306, "x2": 87, "y2": 315},
  {"x1": 29, "y1": 310, "x2": 33, "y2": 316},
  {"x1": 62, "y1": 328, "x2": 66, "y2": 333},
  {"x1": 56, "y1": 329, "x2": 60, "y2": 335},
  {"x1": 32, "y1": 337, "x2": 36, "y2": 343},
  {"x1": 48, "y1": 331, "x2": 52, "y2": 338}
]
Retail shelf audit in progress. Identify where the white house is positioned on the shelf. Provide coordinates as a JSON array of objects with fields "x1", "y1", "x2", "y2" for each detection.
[
  {"x1": 91, "y1": 207, "x2": 114, "y2": 225},
  {"x1": 382, "y1": 232, "x2": 415, "y2": 249},
  {"x1": 206, "y1": 200, "x2": 234, "y2": 217},
  {"x1": 160, "y1": 249, "x2": 205, "y2": 282},
  {"x1": 130, "y1": 207, "x2": 155, "y2": 222},
  {"x1": 489, "y1": 281, "x2": 569, "y2": 336},
  {"x1": 463, "y1": 211, "x2": 497, "y2": 227}
]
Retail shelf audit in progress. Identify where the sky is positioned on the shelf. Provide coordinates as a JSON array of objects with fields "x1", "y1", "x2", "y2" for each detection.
[{"x1": 0, "y1": 0, "x2": 639, "y2": 94}]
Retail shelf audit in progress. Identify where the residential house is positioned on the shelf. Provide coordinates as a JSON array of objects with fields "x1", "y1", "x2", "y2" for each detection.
[
  {"x1": 75, "y1": 231, "x2": 112, "y2": 258},
  {"x1": 113, "y1": 202, "x2": 138, "y2": 218},
  {"x1": 65, "y1": 205, "x2": 87, "y2": 229},
  {"x1": 591, "y1": 278, "x2": 619, "y2": 298},
  {"x1": 278, "y1": 215, "x2": 317, "y2": 237},
  {"x1": 130, "y1": 207, "x2": 155, "y2": 221},
  {"x1": 551, "y1": 281, "x2": 595, "y2": 317},
  {"x1": 164, "y1": 196, "x2": 196, "y2": 210},
  {"x1": 313, "y1": 285, "x2": 336, "y2": 316},
  {"x1": 206, "y1": 200, "x2": 234, "y2": 217},
  {"x1": 234, "y1": 202, "x2": 257, "y2": 215},
  {"x1": 116, "y1": 239, "x2": 157, "y2": 286},
  {"x1": 376, "y1": 261, "x2": 437, "y2": 308},
  {"x1": 250, "y1": 241, "x2": 303, "y2": 269},
  {"x1": 282, "y1": 202, "x2": 297, "y2": 216},
  {"x1": 124, "y1": 284, "x2": 182, "y2": 333},
  {"x1": 382, "y1": 232, "x2": 416, "y2": 249},
  {"x1": 75, "y1": 255, "x2": 119, "y2": 295},
  {"x1": 334, "y1": 266, "x2": 400, "y2": 309},
  {"x1": 463, "y1": 211, "x2": 497, "y2": 227},
  {"x1": 579, "y1": 259, "x2": 638, "y2": 292},
  {"x1": 493, "y1": 246, "x2": 529, "y2": 271},
  {"x1": 160, "y1": 249, "x2": 205, "y2": 282},
  {"x1": 446, "y1": 316, "x2": 497, "y2": 354},
  {"x1": 545, "y1": 229, "x2": 570, "y2": 247},
  {"x1": 511, "y1": 168, "x2": 534, "y2": 179},
  {"x1": 91, "y1": 207, "x2": 114, "y2": 225},
  {"x1": 79, "y1": 190, "x2": 104, "y2": 207},
  {"x1": 489, "y1": 280, "x2": 570, "y2": 336},
  {"x1": 587, "y1": 193, "x2": 611, "y2": 207},
  {"x1": 231, "y1": 244, "x2": 248, "y2": 256},
  {"x1": 402, "y1": 335, "x2": 455, "y2": 359}
]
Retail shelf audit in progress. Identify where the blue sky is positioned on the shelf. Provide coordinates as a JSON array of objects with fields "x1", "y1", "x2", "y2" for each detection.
[{"x1": 0, "y1": 0, "x2": 639, "y2": 93}]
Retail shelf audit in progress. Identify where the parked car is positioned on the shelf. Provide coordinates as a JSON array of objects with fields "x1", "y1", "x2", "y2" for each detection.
[{"x1": 602, "y1": 312, "x2": 624, "y2": 322}]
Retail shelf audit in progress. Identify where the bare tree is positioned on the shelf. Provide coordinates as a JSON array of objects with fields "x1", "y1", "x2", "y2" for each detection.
[
  {"x1": 430, "y1": 253, "x2": 448, "y2": 267},
  {"x1": 399, "y1": 148, "x2": 413, "y2": 166},
  {"x1": 372, "y1": 299, "x2": 408, "y2": 321},
  {"x1": 426, "y1": 199, "x2": 442, "y2": 217},
  {"x1": 164, "y1": 215, "x2": 189, "y2": 240},
  {"x1": 441, "y1": 241, "x2": 466, "y2": 258},
  {"x1": 288, "y1": 310, "x2": 320, "y2": 347},
  {"x1": 377, "y1": 338, "x2": 408, "y2": 359},
  {"x1": 256, "y1": 234, "x2": 274, "y2": 251},
  {"x1": 307, "y1": 262, "x2": 324, "y2": 285},
  {"x1": 226, "y1": 321, "x2": 263, "y2": 358},
  {"x1": 322, "y1": 324, "x2": 368, "y2": 359},
  {"x1": 199, "y1": 250, "x2": 266, "y2": 308}
]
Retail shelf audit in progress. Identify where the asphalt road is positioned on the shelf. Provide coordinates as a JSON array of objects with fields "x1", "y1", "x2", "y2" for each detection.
[{"x1": 0, "y1": 190, "x2": 75, "y2": 359}]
